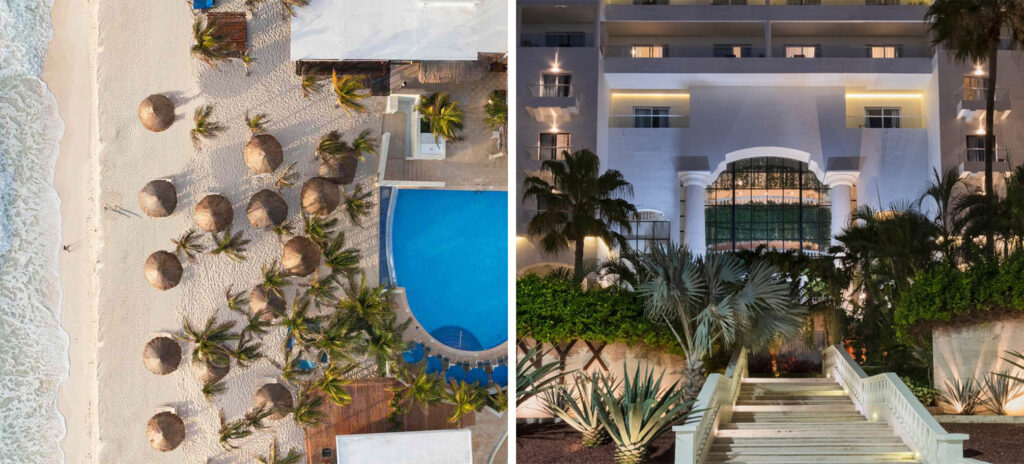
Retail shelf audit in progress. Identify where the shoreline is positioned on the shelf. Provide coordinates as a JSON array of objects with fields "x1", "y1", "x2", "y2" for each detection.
[{"x1": 43, "y1": 0, "x2": 99, "y2": 460}]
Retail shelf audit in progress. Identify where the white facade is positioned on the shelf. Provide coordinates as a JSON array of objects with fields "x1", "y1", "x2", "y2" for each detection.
[
  {"x1": 517, "y1": 0, "x2": 1023, "y2": 268},
  {"x1": 334, "y1": 429, "x2": 473, "y2": 464}
]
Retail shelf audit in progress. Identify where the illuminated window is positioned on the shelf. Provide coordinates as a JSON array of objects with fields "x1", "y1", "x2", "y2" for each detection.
[
  {"x1": 867, "y1": 45, "x2": 902, "y2": 58},
  {"x1": 864, "y1": 108, "x2": 901, "y2": 128},
  {"x1": 537, "y1": 133, "x2": 571, "y2": 161},
  {"x1": 785, "y1": 45, "x2": 819, "y2": 58},
  {"x1": 713, "y1": 44, "x2": 751, "y2": 58},
  {"x1": 631, "y1": 45, "x2": 667, "y2": 58},
  {"x1": 633, "y1": 107, "x2": 671, "y2": 128},
  {"x1": 540, "y1": 73, "x2": 572, "y2": 97}
]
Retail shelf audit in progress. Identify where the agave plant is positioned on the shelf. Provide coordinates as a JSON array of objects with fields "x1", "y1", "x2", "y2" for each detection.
[
  {"x1": 257, "y1": 434, "x2": 303, "y2": 464},
  {"x1": 280, "y1": 0, "x2": 310, "y2": 18},
  {"x1": 180, "y1": 315, "x2": 238, "y2": 369},
  {"x1": 292, "y1": 384, "x2": 326, "y2": 428},
  {"x1": 341, "y1": 184, "x2": 374, "y2": 227},
  {"x1": 983, "y1": 371, "x2": 1023, "y2": 415},
  {"x1": 593, "y1": 364, "x2": 693, "y2": 464},
  {"x1": 542, "y1": 372, "x2": 613, "y2": 447},
  {"x1": 191, "y1": 104, "x2": 226, "y2": 149},
  {"x1": 394, "y1": 362, "x2": 444, "y2": 413},
  {"x1": 442, "y1": 380, "x2": 487, "y2": 427},
  {"x1": 209, "y1": 226, "x2": 250, "y2": 261},
  {"x1": 172, "y1": 229, "x2": 205, "y2": 262},
  {"x1": 943, "y1": 377, "x2": 983, "y2": 415},
  {"x1": 303, "y1": 214, "x2": 339, "y2": 247},
  {"x1": 275, "y1": 162, "x2": 300, "y2": 192},
  {"x1": 417, "y1": 92, "x2": 464, "y2": 143},
  {"x1": 300, "y1": 73, "x2": 322, "y2": 99},
  {"x1": 316, "y1": 363, "x2": 356, "y2": 406},
  {"x1": 191, "y1": 17, "x2": 232, "y2": 67},
  {"x1": 331, "y1": 71, "x2": 368, "y2": 114},
  {"x1": 245, "y1": 111, "x2": 270, "y2": 133},
  {"x1": 323, "y1": 231, "x2": 361, "y2": 277},
  {"x1": 516, "y1": 344, "x2": 570, "y2": 407}
]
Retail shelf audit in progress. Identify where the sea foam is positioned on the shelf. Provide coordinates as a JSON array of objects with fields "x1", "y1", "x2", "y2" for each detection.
[{"x1": 0, "y1": 0, "x2": 72, "y2": 463}]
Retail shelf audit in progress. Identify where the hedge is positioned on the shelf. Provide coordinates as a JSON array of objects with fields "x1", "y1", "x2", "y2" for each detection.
[
  {"x1": 895, "y1": 254, "x2": 1024, "y2": 344},
  {"x1": 516, "y1": 274, "x2": 678, "y2": 350}
]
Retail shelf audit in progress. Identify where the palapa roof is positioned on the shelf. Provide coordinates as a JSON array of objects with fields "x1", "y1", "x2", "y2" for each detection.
[
  {"x1": 250, "y1": 284, "x2": 285, "y2": 321},
  {"x1": 194, "y1": 194, "x2": 234, "y2": 232},
  {"x1": 282, "y1": 236, "x2": 321, "y2": 277},
  {"x1": 254, "y1": 383, "x2": 294, "y2": 420},
  {"x1": 144, "y1": 251, "x2": 183, "y2": 290},
  {"x1": 146, "y1": 411, "x2": 185, "y2": 451},
  {"x1": 138, "y1": 94, "x2": 175, "y2": 132},
  {"x1": 246, "y1": 189, "x2": 288, "y2": 228},
  {"x1": 301, "y1": 177, "x2": 340, "y2": 216},
  {"x1": 143, "y1": 336, "x2": 182, "y2": 375},
  {"x1": 191, "y1": 358, "x2": 230, "y2": 385},
  {"x1": 139, "y1": 180, "x2": 177, "y2": 217},
  {"x1": 244, "y1": 134, "x2": 284, "y2": 174},
  {"x1": 318, "y1": 156, "x2": 358, "y2": 185}
]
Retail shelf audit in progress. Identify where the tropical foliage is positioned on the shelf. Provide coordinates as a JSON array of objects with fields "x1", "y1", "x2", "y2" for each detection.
[
  {"x1": 331, "y1": 71, "x2": 368, "y2": 114},
  {"x1": 191, "y1": 17, "x2": 232, "y2": 67},
  {"x1": 541, "y1": 372, "x2": 612, "y2": 447},
  {"x1": 342, "y1": 184, "x2": 375, "y2": 227},
  {"x1": 417, "y1": 92, "x2": 464, "y2": 143},
  {"x1": 190, "y1": 104, "x2": 226, "y2": 149},
  {"x1": 245, "y1": 111, "x2": 270, "y2": 133}
]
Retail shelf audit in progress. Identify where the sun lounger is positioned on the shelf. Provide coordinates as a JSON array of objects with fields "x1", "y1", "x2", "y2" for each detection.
[{"x1": 192, "y1": 0, "x2": 214, "y2": 10}]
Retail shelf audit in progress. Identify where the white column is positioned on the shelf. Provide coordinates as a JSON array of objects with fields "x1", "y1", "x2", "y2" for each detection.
[
  {"x1": 824, "y1": 171, "x2": 859, "y2": 246},
  {"x1": 679, "y1": 171, "x2": 712, "y2": 256}
]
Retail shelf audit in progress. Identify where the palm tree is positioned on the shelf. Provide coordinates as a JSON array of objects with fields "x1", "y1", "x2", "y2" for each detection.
[
  {"x1": 919, "y1": 168, "x2": 969, "y2": 261},
  {"x1": 275, "y1": 162, "x2": 300, "y2": 192},
  {"x1": 484, "y1": 89, "x2": 507, "y2": 148},
  {"x1": 280, "y1": 0, "x2": 310, "y2": 18},
  {"x1": 322, "y1": 232, "x2": 361, "y2": 277},
  {"x1": 191, "y1": 104, "x2": 226, "y2": 149},
  {"x1": 180, "y1": 316, "x2": 238, "y2": 369},
  {"x1": 347, "y1": 129, "x2": 377, "y2": 162},
  {"x1": 232, "y1": 337, "x2": 264, "y2": 367},
  {"x1": 310, "y1": 316, "x2": 359, "y2": 365},
  {"x1": 271, "y1": 346, "x2": 310, "y2": 387},
  {"x1": 417, "y1": 92, "x2": 464, "y2": 143},
  {"x1": 304, "y1": 271, "x2": 339, "y2": 307},
  {"x1": 191, "y1": 17, "x2": 232, "y2": 67},
  {"x1": 338, "y1": 274, "x2": 391, "y2": 332},
  {"x1": 361, "y1": 317, "x2": 410, "y2": 376},
  {"x1": 244, "y1": 404, "x2": 273, "y2": 430},
  {"x1": 315, "y1": 130, "x2": 347, "y2": 162},
  {"x1": 172, "y1": 229, "x2": 205, "y2": 262},
  {"x1": 442, "y1": 380, "x2": 486, "y2": 427},
  {"x1": 315, "y1": 363, "x2": 355, "y2": 406},
  {"x1": 218, "y1": 415, "x2": 253, "y2": 450},
  {"x1": 926, "y1": 0, "x2": 1024, "y2": 201},
  {"x1": 241, "y1": 49, "x2": 256, "y2": 77},
  {"x1": 955, "y1": 165, "x2": 1024, "y2": 257},
  {"x1": 282, "y1": 297, "x2": 321, "y2": 346},
  {"x1": 303, "y1": 214, "x2": 339, "y2": 247},
  {"x1": 394, "y1": 362, "x2": 444, "y2": 413},
  {"x1": 245, "y1": 111, "x2": 270, "y2": 133},
  {"x1": 261, "y1": 261, "x2": 290, "y2": 297},
  {"x1": 209, "y1": 226, "x2": 250, "y2": 261},
  {"x1": 634, "y1": 244, "x2": 803, "y2": 401},
  {"x1": 292, "y1": 384, "x2": 326, "y2": 428},
  {"x1": 522, "y1": 149, "x2": 638, "y2": 272},
  {"x1": 331, "y1": 71, "x2": 368, "y2": 114},
  {"x1": 201, "y1": 380, "x2": 226, "y2": 402},
  {"x1": 342, "y1": 184, "x2": 375, "y2": 227},
  {"x1": 257, "y1": 434, "x2": 303, "y2": 464},
  {"x1": 300, "y1": 73, "x2": 322, "y2": 99}
]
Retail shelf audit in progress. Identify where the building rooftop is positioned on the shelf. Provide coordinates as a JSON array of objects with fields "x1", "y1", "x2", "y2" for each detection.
[{"x1": 290, "y1": 0, "x2": 507, "y2": 61}]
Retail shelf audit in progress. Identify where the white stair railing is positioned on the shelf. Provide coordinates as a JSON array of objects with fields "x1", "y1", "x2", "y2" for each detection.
[
  {"x1": 673, "y1": 347, "x2": 748, "y2": 464},
  {"x1": 822, "y1": 345, "x2": 968, "y2": 464}
]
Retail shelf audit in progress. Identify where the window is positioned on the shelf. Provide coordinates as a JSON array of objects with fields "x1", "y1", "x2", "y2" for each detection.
[
  {"x1": 864, "y1": 108, "x2": 901, "y2": 128},
  {"x1": 544, "y1": 32, "x2": 586, "y2": 48},
  {"x1": 630, "y1": 45, "x2": 667, "y2": 58},
  {"x1": 966, "y1": 135, "x2": 1004, "y2": 162},
  {"x1": 785, "y1": 45, "x2": 820, "y2": 58},
  {"x1": 633, "y1": 107, "x2": 671, "y2": 128},
  {"x1": 713, "y1": 44, "x2": 751, "y2": 58},
  {"x1": 624, "y1": 219, "x2": 672, "y2": 252},
  {"x1": 541, "y1": 73, "x2": 572, "y2": 97},
  {"x1": 538, "y1": 133, "x2": 571, "y2": 161},
  {"x1": 634, "y1": 0, "x2": 668, "y2": 3},
  {"x1": 963, "y1": 75, "x2": 990, "y2": 100},
  {"x1": 705, "y1": 157, "x2": 831, "y2": 254},
  {"x1": 867, "y1": 45, "x2": 903, "y2": 58}
]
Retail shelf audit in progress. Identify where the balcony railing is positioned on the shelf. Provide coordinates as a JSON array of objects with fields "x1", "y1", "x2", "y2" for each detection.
[
  {"x1": 959, "y1": 86, "x2": 1010, "y2": 101},
  {"x1": 845, "y1": 115, "x2": 925, "y2": 129},
  {"x1": 604, "y1": 44, "x2": 931, "y2": 59},
  {"x1": 526, "y1": 146, "x2": 575, "y2": 161},
  {"x1": 527, "y1": 84, "x2": 575, "y2": 98},
  {"x1": 609, "y1": 114, "x2": 690, "y2": 128},
  {"x1": 964, "y1": 147, "x2": 1010, "y2": 163},
  {"x1": 519, "y1": 33, "x2": 594, "y2": 48},
  {"x1": 607, "y1": 0, "x2": 921, "y2": 5}
]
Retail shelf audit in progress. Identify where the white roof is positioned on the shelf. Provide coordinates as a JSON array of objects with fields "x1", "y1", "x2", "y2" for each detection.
[
  {"x1": 291, "y1": 0, "x2": 507, "y2": 61},
  {"x1": 334, "y1": 429, "x2": 473, "y2": 464}
]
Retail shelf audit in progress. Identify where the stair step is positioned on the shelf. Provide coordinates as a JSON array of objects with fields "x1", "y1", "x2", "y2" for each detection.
[
  {"x1": 709, "y1": 446, "x2": 913, "y2": 455},
  {"x1": 721, "y1": 422, "x2": 891, "y2": 430},
  {"x1": 742, "y1": 378, "x2": 833, "y2": 384},
  {"x1": 736, "y1": 400, "x2": 854, "y2": 406},
  {"x1": 740, "y1": 387, "x2": 845, "y2": 393},
  {"x1": 732, "y1": 405, "x2": 857, "y2": 413},
  {"x1": 704, "y1": 457, "x2": 920, "y2": 463},
  {"x1": 730, "y1": 416, "x2": 866, "y2": 423},
  {"x1": 717, "y1": 428, "x2": 899, "y2": 438},
  {"x1": 714, "y1": 437, "x2": 907, "y2": 446}
]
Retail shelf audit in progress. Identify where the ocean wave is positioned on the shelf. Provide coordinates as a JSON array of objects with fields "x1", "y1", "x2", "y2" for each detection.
[{"x1": 0, "y1": 0, "x2": 72, "y2": 463}]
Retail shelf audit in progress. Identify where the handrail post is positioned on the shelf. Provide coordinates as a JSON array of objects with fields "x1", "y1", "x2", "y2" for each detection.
[{"x1": 672, "y1": 426, "x2": 697, "y2": 464}]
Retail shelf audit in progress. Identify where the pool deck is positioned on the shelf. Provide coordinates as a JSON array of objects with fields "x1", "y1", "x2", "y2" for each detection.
[{"x1": 392, "y1": 288, "x2": 508, "y2": 367}]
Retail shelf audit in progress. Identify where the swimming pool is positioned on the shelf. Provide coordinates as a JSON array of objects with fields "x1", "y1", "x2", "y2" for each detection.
[{"x1": 388, "y1": 189, "x2": 507, "y2": 351}]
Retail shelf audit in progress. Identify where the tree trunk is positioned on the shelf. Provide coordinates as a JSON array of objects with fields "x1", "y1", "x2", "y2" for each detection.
[
  {"x1": 682, "y1": 360, "x2": 705, "y2": 404},
  {"x1": 574, "y1": 236, "x2": 585, "y2": 274},
  {"x1": 985, "y1": 44, "x2": 999, "y2": 254}
]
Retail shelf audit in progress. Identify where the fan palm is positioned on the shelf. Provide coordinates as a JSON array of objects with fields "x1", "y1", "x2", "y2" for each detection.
[
  {"x1": 245, "y1": 111, "x2": 270, "y2": 133},
  {"x1": 342, "y1": 184, "x2": 375, "y2": 227},
  {"x1": 634, "y1": 244, "x2": 803, "y2": 401},
  {"x1": 172, "y1": 229, "x2": 205, "y2": 262},
  {"x1": 331, "y1": 71, "x2": 368, "y2": 114},
  {"x1": 417, "y1": 92, "x2": 464, "y2": 143},
  {"x1": 442, "y1": 380, "x2": 486, "y2": 427},
  {"x1": 257, "y1": 435, "x2": 303, "y2": 464},
  {"x1": 191, "y1": 17, "x2": 232, "y2": 67},
  {"x1": 300, "y1": 73, "x2": 322, "y2": 99},
  {"x1": 180, "y1": 316, "x2": 238, "y2": 369},
  {"x1": 191, "y1": 104, "x2": 226, "y2": 149},
  {"x1": 927, "y1": 0, "x2": 1024, "y2": 203},
  {"x1": 315, "y1": 363, "x2": 355, "y2": 406},
  {"x1": 292, "y1": 384, "x2": 326, "y2": 428},
  {"x1": 522, "y1": 148, "x2": 637, "y2": 272},
  {"x1": 209, "y1": 226, "x2": 250, "y2": 261},
  {"x1": 593, "y1": 364, "x2": 693, "y2": 464},
  {"x1": 542, "y1": 372, "x2": 613, "y2": 447},
  {"x1": 322, "y1": 231, "x2": 361, "y2": 277}
]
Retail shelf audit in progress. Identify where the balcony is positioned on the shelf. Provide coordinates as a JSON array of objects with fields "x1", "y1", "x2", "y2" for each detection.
[
  {"x1": 607, "y1": 0, "x2": 915, "y2": 4},
  {"x1": 959, "y1": 148, "x2": 1012, "y2": 174},
  {"x1": 957, "y1": 87, "x2": 1011, "y2": 121},
  {"x1": 525, "y1": 146, "x2": 576, "y2": 161},
  {"x1": 845, "y1": 115, "x2": 925, "y2": 129},
  {"x1": 519, "y1": 33, "x2": 595, "y2": 48},
  {"x1": 524, "y1": 84, "x2": 579, "y2": 124},
  {"x1": 609, "y1": 114, "x2": 690, "y2": 128},
  {"x1": 604, "y1": 1, "x2": 929, "y2": 22}
]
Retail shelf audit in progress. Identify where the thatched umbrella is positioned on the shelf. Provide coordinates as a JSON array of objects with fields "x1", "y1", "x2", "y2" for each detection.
[
  {"x1": 194, "y1": 194, "x2": 233, "y2": 232},
  {"x1": 146, "y1": 411, "x2": 185, "y2": 452},
  {"x1": 191, "y1": 359, "x2": 230, "y2": 385},
  {"x1": 301, "y1": 177, "x2": 340, "y2": 216},
  {"x1": 244, "y1": 134, "x2": 284, "y2": 174},
  {"x1": 144, "y1": 251, "x2": 182, "y2": 290},
  {"x1": 139, "y1": 180, "x2": 177, "y2": 217},
  {"x1": 250, "y1": 284, "x2": 285, "y2": 321},
  {"x1": 319, "y1": 155, "x2": 358, "y2": 185},
  {"x1": 246, "y1": 189, "x2": 288, "y2": 228},
  {"x1": 254, "y1": 383, "x2": 294, "y2": 420},
  {"x1": 138, "y1": 94, "x2": 175, "y2": 132},
  {"x1": 282, "y1": 236, "x2": 321, "y2": 277},
  {"x1": 143, "y1": 337, "x2": 182, "y2": 375}
]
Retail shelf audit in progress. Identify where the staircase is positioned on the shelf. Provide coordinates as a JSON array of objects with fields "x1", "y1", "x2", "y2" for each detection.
[{"x1": 705, "y1": 377, "x2": 921, "y2": 464}]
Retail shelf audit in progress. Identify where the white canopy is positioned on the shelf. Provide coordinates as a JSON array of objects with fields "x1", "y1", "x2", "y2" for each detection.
[
  {"x1": 335, "y1": 429, "x2": 473, "y2": 464},
  {"x1": 291, "y1": 0, "x2": 507, "y2": 61}
]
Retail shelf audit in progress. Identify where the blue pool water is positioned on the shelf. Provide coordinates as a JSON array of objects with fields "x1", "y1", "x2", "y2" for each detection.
[{"x1": 390, "y1": 189, "x2": 507, "y2": 351}]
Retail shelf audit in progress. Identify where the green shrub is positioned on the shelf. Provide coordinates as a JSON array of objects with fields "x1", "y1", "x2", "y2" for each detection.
[
  {"x1": 516, "y1": 274, "x2": 677, "y2": 350},
  {"x1": 901, "y1": 376, "x2": 939, "y2": 406}
]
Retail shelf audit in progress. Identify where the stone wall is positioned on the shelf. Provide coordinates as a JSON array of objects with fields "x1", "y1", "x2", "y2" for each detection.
[{"x1": 932, "y1": 314, "x2": 1024, "y2": 415}]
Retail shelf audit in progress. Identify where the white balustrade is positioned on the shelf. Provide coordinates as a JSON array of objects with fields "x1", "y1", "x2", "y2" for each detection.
[{"x1": 673, "y1": 348, "x2": 748, "y2": 464}]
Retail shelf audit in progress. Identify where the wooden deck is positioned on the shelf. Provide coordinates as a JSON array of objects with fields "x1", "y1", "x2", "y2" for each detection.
[
  {"x1": 303, "y1": 378, "x2": 473, "y2": 464},
  {"x1": 207, "y1": 12, "x2": 246, "y2": 57}
]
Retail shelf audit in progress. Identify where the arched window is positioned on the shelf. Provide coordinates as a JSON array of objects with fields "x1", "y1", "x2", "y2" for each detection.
[{"x1": 705, "y1": 157, "x2": 831, "y2": 253}]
